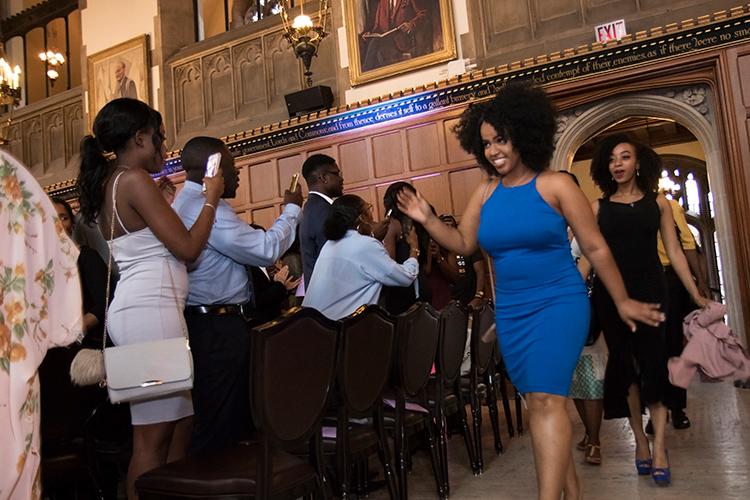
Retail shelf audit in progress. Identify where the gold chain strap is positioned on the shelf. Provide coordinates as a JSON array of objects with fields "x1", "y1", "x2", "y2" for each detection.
[{"x1": 101, "y1": 171, "x2": 121, "y2": 353}]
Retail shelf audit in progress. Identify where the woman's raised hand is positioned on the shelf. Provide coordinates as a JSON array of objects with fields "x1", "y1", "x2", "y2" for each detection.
[
  {"x1": 396, "y1": 188, "x2": 432, "y2": 225},
  {"x1": 203, "y1": 167, "x2": 225, "y2": 205},
  {"x1": 616, "y1": 298, "x2": 666, "y2": 332}
]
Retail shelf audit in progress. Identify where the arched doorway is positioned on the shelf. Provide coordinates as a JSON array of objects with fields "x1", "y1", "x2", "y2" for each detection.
[{"x1": 552, "y1": 88, "x2": 745, "y2": 341}]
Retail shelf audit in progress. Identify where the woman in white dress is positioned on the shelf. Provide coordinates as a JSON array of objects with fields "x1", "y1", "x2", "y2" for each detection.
[{"x1": 77, "y1": 98, "x2": 224, "y2": 499}]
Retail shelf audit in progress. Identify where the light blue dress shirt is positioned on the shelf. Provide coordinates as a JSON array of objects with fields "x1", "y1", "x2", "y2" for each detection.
[
  {"x1": 173, "y1": 181, "x2": 300, "y2": 305},
  {"x1": 302, "y1": 230, "x2": 419, "y2": 320}
]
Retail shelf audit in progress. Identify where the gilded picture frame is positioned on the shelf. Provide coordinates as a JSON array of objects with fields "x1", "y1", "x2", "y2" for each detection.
[
  {"x1": 87, "y1": 35, "x2": 150, "y2": 128},
  {"x1": 344, "y1": 0, "x2": 457, "y2": 86}
]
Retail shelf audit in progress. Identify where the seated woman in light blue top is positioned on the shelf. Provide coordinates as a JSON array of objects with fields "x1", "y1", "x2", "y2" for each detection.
[{"x1": 303, "y1": 195, "x2": 420, "y2": 320}]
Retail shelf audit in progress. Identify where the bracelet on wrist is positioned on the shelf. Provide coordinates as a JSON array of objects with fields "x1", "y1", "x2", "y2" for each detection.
[
  {"x1": 204, "y1": 202, "x2": 216, "y2": 212},
  {"x1": 474, "y1": 290, "x2": 485, "y2": 299}
]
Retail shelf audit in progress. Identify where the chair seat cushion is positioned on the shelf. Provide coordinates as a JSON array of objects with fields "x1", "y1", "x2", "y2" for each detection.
[
  {"x1": 321, "y1": 425, "x2": 379, "y2": 455},
  {"x1": 136, "y1": 443, "x2": 316, "y2": 497}
]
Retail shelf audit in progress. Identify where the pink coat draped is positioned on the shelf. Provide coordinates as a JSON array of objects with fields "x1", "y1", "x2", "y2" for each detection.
[{"x1": 668, "y1": 302, "x2": 750, "y2": 388}]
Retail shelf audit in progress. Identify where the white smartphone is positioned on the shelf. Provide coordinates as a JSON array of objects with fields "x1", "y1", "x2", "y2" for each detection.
[{"x1": 202, "y1": 152, "x2": 222, "y2": 193}]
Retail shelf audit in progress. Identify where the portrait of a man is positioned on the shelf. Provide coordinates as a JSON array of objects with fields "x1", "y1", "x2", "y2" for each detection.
[
  {"x1": 344, "y1": 0, "x2": 456, "y2": 85},
  {"x1": 361, "y1": 0, "x2": 431, "y2": 72},
  {"x1": 88, "y1": 35, "x2": 150, "y2": 129},
  {"x1": 113, "y1": 59, "x2": 138, "y2": 100}
]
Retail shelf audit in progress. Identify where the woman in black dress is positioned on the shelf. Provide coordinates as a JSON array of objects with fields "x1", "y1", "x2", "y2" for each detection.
[
  {"x1": 52, "y1": 198, "x2": 112, "y2": 346},
  {"x1": 590, "y1": 134, "x2": 708, "y2": 486}
]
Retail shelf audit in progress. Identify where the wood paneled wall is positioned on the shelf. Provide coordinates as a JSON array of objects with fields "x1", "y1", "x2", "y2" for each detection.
[
  {"x1": 469, "y1": 0, "x2": 743, "y2": 67},
  {"x1": 2, "y1": 87, "x2": 84, "y2": 186},
  {"x1": 170, "y1": 108, "x2": 487, "y2": 229}
]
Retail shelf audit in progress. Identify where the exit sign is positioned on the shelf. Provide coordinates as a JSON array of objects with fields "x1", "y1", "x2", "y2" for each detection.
[{"x1": 595, "y1": 19, "x2": 627, "y2": 43}]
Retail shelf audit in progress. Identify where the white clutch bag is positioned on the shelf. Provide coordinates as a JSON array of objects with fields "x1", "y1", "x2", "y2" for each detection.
[{"x1": 104, "y1": 337, "x2": 193, "y2": 404}]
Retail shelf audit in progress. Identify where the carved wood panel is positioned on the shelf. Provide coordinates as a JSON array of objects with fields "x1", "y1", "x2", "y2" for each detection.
[
  {"x1": 249, "y1": 160, "x2": 277, "y2": 203},
  {"x1": 43, "y1": 109, "x2": 65, "y2": 173},
  {"x1": 233, "y1": 39, "x2": 266, "y2": 118},
  {"x1": 23, "y1": 118, "x2": 44, "y2": 176},
  {"x1": 724, "y1": 45, "x2": 750, "y2": 344},
  {"x1": 64, "y1": 102, "x2": 84, "y2": 166},
  {"x1": 339, "y1": 139, "x2": 370, "y2": 183},
  {"x1": 407, "y1": 123, "x2": 442, "y2": 171},
  {"x1": 265, "y1": 32, "x2": 302, "y2": 112},
  {"x1": 174, "y1": 61, "x2": 204, "y2": 136},
  {"x1": 167, "y1": 21, "x2": 339, "y2": 146},
  {"x1": 372, "y1": 131, "x2": 406, "y2": 178},
  {"x1": 203, "y1": 49, "x2": 235, "y2": 126},
  {"x1": 7, "y1": 124, "x2": 23, "y2": 160}
]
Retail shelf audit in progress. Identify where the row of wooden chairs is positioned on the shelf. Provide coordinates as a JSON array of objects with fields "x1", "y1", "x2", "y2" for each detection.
[{"x1": 134, "y1": 300, "x2": 522, "y2": 499}]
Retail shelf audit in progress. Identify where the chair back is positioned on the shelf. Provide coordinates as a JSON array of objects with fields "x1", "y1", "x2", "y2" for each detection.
[
  {"x1": 436, "y1": 301, "x2": 470, "y2": 383},
  {"x1": 338, "y1": 305, "x2": 395, "y2": 415},
  {"x1": 470, "y1": 300, "x2": 496, "y2": 375},
  {"x1": 393, "y1": 302, "x2": 440, "y2": 396},
  {"x1": 250, "y1": 307, "x2": 339, "y2": 447}
]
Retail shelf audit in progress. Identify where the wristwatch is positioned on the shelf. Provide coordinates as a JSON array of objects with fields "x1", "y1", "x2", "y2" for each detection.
[{"x1": 410, "y1": 248, "x2": 420, "y2": 259}]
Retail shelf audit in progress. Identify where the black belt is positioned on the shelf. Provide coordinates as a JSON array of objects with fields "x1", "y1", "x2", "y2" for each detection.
[{"x1": 185, "y1": 304, "x2": 252, "y2": 318}]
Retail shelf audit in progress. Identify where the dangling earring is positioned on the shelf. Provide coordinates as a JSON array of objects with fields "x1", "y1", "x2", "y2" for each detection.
[{"x1": 636, "y1": 168, "x2": 640, "y2": 177}]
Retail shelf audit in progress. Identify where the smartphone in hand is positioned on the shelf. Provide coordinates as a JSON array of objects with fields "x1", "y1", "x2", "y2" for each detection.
[
  {"x1": 289, "y1": 172, "x2": 300, "y2": 192},
  {"x1": 202, "y1": 152, "x2": 222, "y2": 193}
]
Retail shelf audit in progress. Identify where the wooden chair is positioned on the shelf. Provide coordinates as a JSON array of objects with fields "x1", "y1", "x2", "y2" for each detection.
[
  {"x1": 388, "y1": 302, "x2": 442, "y2": 500},
  {"x1": 323, "y1": 304, "x2": 399, "y2": 500},
  {"x1": 430, "y1": 301, "x2": 474, "y2": 495},
  {"x1": 40, "y1": 345, "x2": 105, "y2": 499},
  {"x1": 135, "y1": 307, "x2": 339, "y2": 499},
  {"x1": 464, "y1": 300, "x2": 502, "y2": 474}
]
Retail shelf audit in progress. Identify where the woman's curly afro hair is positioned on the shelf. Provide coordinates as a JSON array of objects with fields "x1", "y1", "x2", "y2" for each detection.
[{"x1": 453, "y1": 82, "x2": 557, "y2": 176}]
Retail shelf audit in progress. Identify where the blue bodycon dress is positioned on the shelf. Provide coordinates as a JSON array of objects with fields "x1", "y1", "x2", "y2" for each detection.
[{"x1": 477, "y1": 176, "x2": 589, "y2": 396}]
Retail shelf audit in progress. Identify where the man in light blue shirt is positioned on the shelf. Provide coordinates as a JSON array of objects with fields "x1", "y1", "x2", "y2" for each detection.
[{"x1": 173, "y1": 136, "x2": 302, "y2": 454}]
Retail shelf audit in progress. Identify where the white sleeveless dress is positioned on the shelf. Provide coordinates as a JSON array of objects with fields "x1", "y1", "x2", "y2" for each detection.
[{"x1": 106, "y1": 172, "x2": 193, "y2": 425}]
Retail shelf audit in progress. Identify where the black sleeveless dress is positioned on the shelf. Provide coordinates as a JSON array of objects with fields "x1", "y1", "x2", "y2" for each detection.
[{"x1": 592, "y1": 192, "x2": 674, "y2": 418}]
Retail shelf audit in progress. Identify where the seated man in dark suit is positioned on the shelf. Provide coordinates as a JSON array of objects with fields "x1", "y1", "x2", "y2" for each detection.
[{"x1": 299, "y1": 154, "x2": 344, "y2": 289}]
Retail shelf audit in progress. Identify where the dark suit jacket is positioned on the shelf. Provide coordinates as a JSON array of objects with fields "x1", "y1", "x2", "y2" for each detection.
[{"x1": 300, "y1": 193, "x2": 333, "y2": 288}]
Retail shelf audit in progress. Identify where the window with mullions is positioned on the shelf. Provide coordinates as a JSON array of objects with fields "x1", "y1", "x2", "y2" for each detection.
[{"x1": 194, "y1": 0, "x2": 292, "y2": 41}]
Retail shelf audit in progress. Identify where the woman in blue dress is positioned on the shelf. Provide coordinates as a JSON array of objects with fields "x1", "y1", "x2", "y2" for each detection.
[{"x1": 397, "y1": 83, "x2": 665, "y2": 500}]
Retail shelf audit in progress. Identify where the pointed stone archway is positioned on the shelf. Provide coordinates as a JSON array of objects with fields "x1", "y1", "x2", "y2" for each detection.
[{"x1": 552, "y1": 88, "x2": 745, "y2": 342}]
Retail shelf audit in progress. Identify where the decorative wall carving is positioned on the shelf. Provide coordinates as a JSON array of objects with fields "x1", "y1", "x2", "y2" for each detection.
[
  {"x1": 0, "y1": 88, "x2": 83, "y2": 186},
  {"x1": 167, "y1": 18, "x2": 338, "y2": 146}
]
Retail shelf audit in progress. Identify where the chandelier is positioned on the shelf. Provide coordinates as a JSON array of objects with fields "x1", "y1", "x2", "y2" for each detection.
[
  {"x1": 280, "y1": 0, "x2": 329, "y2": 88},
  {"x1": 39, "y1": 49, "x2": 65, "y2": 84},
  {"x1": 0, "y1": 42, "x2": 22, "y2": 146}
]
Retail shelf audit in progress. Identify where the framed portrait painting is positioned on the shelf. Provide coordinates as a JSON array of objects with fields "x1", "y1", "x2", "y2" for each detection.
[
  {"x1": 343, "y1": 0, "x2": 457, "y2": 86},
  {"x1": 87, "y1": 35, "x2": 150, "y2": 127}
]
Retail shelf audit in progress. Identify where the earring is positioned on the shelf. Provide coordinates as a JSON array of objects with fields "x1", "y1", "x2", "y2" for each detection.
[{"x1": 636, "y1": 168, "x2": 640, "y2": 177}]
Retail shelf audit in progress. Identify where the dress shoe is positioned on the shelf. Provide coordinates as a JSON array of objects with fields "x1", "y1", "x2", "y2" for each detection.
[
  {"x1": 651, "y1": 450, "x2": 671, "y2": 486},
  {"x1": 671, "y1": 409, "x2": 691, "y2": 430}
]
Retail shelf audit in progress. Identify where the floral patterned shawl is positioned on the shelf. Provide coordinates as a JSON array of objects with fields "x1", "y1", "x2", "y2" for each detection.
[{"x1": 0, "y1": 150, "x2": 82, "y2": 500}]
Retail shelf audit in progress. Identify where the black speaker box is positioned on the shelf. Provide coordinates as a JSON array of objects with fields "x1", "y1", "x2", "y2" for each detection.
[{"x1": 284, "y1": 85, "x2": 334, "y2": 117}]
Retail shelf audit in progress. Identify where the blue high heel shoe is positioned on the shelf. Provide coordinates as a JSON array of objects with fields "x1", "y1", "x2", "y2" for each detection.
[
  {"x1": 635, "y1": 458, "x2": 652, "y2": 475},
  {"x1": 651, "y1": 450, "x2": 671, "y2": 486}
]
